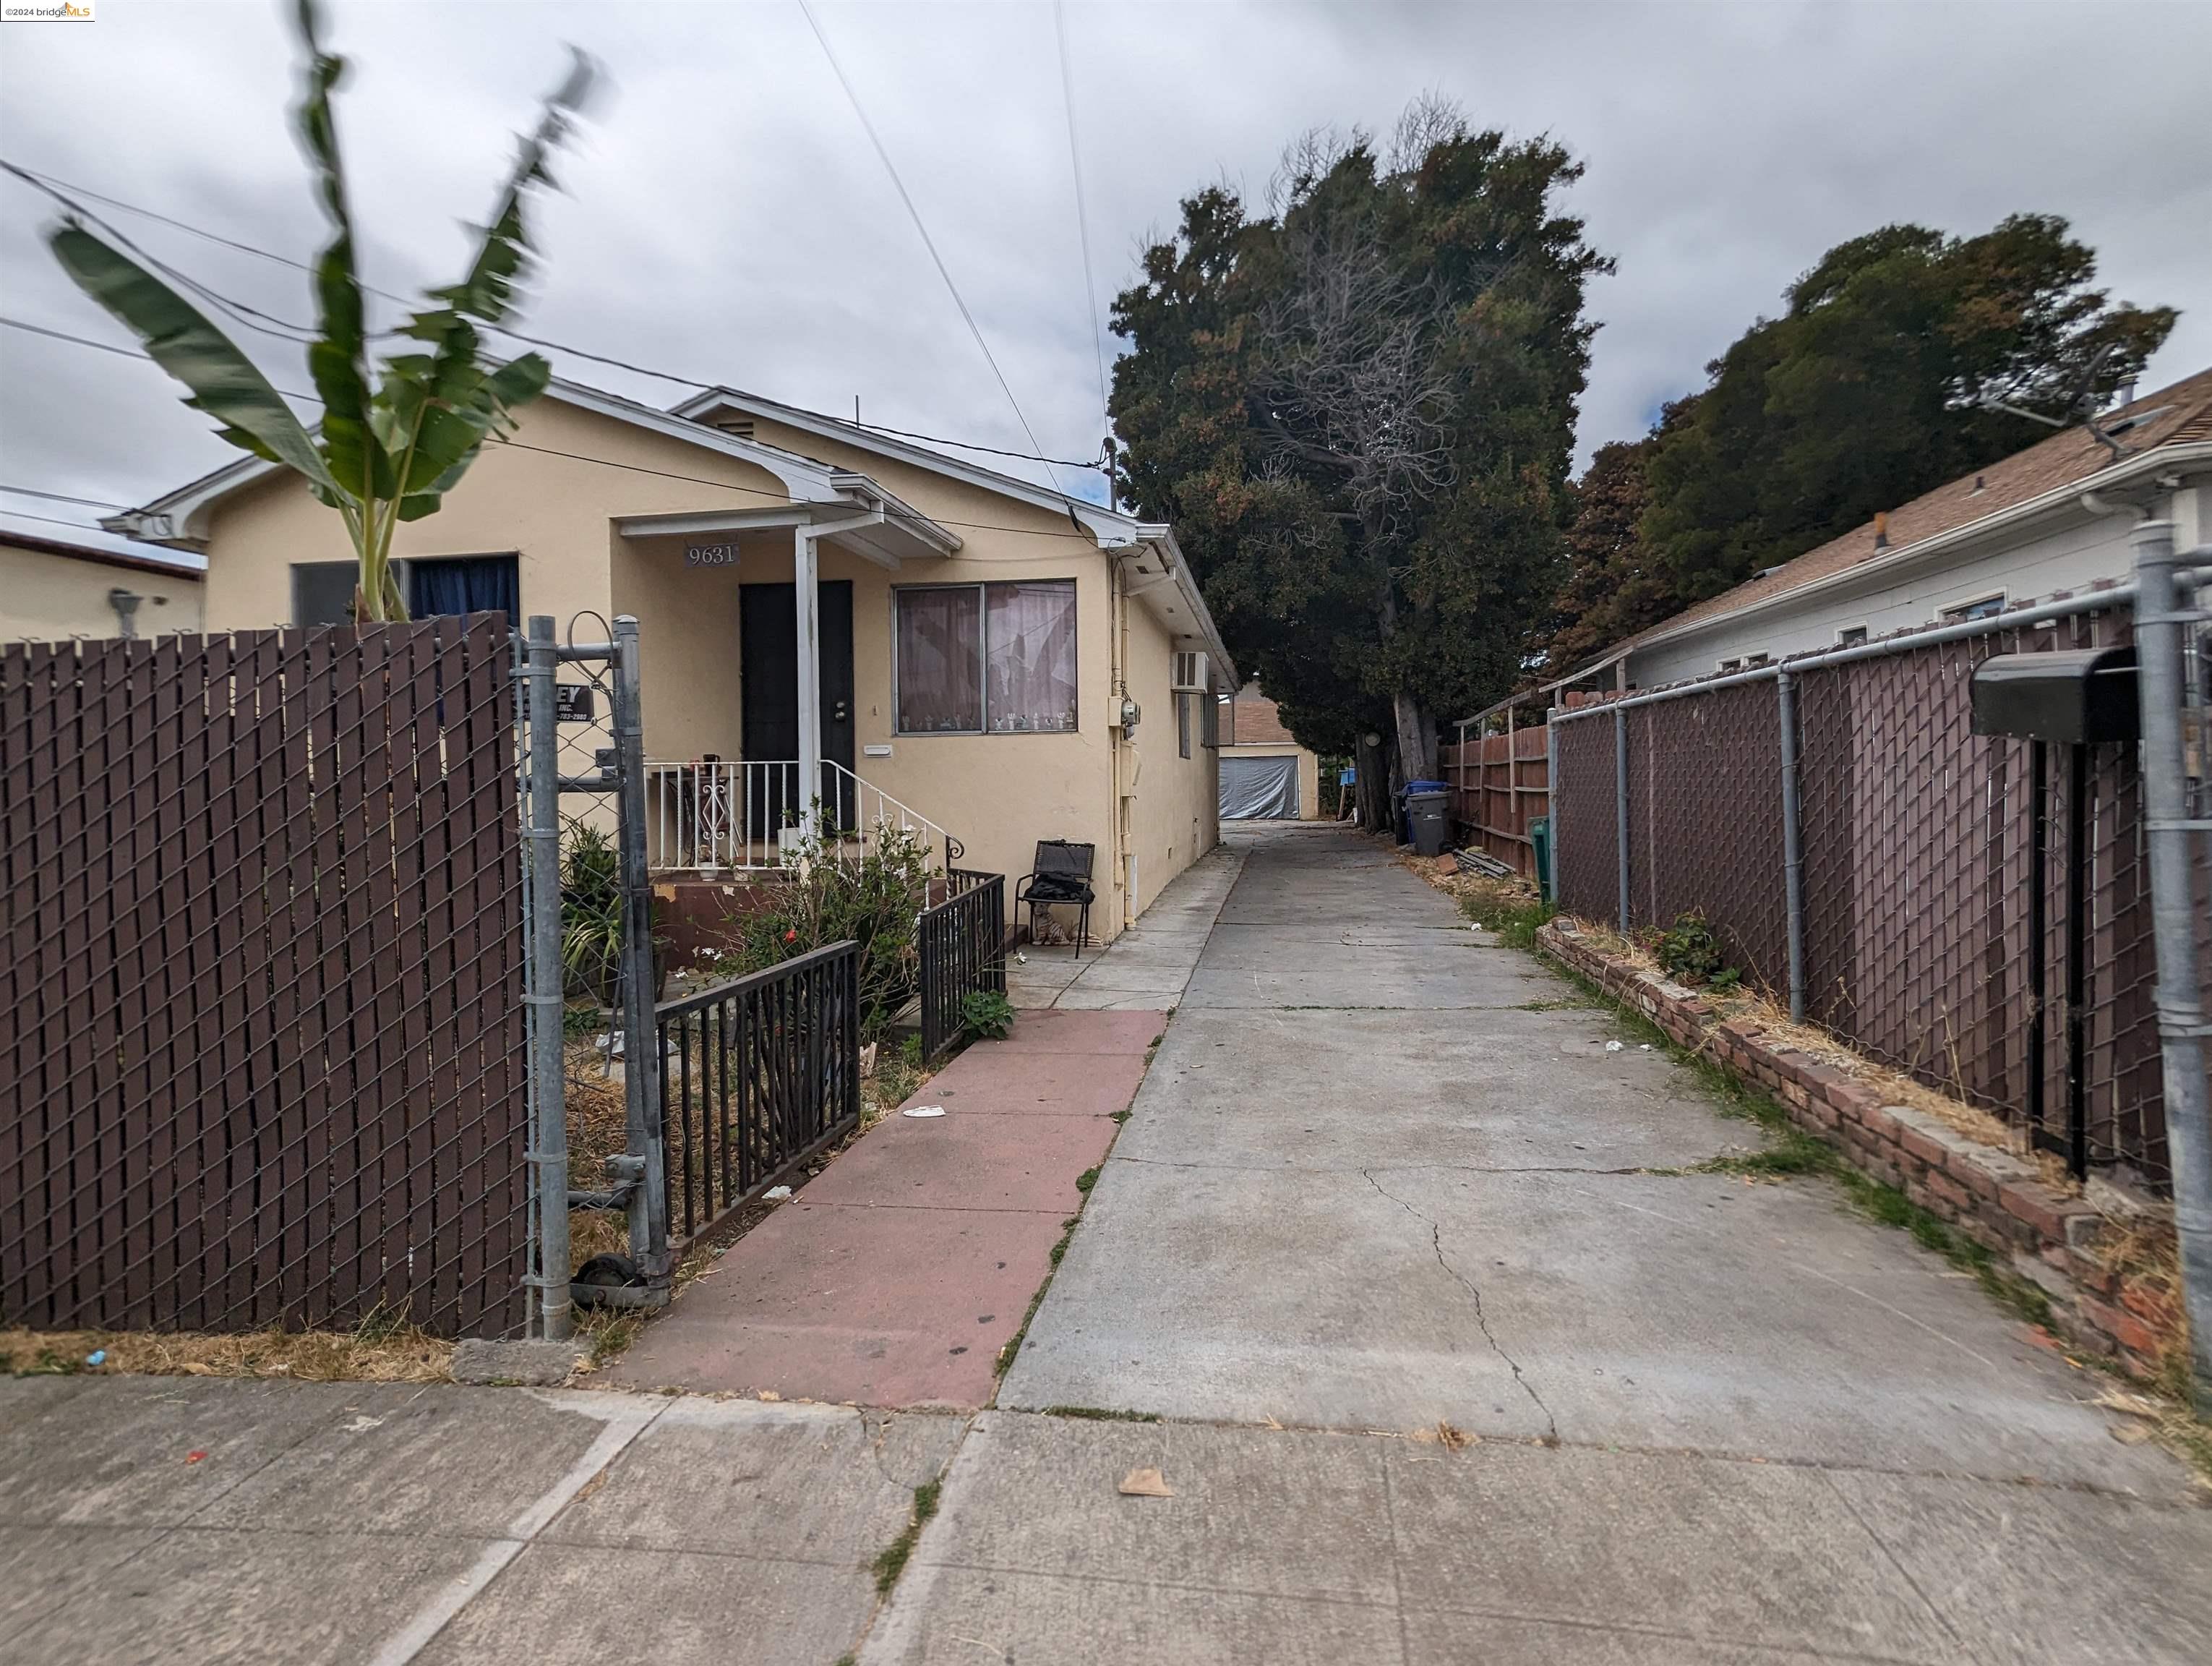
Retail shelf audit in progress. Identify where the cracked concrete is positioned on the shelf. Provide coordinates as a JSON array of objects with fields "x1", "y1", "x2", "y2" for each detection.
[{"x1": 873, "y1": 822, "x2": 2209, "y2": 1665}]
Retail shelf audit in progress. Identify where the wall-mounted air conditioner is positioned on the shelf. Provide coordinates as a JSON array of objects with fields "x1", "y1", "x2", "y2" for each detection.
[{"x1": 1171, "y1": 652, "x2": 1209, "y2": 693}]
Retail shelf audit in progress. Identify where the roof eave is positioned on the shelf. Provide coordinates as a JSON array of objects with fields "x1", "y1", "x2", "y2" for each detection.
[{"x1": 1615, "y1": 439, "x2": 2212, "y2": 662}]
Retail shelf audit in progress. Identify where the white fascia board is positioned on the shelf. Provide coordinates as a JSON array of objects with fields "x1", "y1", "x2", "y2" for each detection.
[
  {"x1": 1621, "y1": 440, "x2": 2212, "y2": 662},
  {"x1": 106, "y1": 379, "x2": 859, "y2": 545},
  {"x1": 674, "y1": 387, "x2": 1140, "y2": 545},
  {"x1": 828, "y1": 471, "x2": 964, "y2": 555},
  {"x1": 1131, "y1": 524, "x2": 1238, "y2": 691}
]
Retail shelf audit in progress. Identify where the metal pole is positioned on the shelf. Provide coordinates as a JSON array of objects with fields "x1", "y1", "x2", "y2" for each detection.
[
  {"x1": 524, "y1": 616, "x2": 570, "y2": 1341},
  {"x1": 613, "y1": 615, "x2": 672, "y2": 1286},
  {"x1": 1775, "y1": 669, "x2": 1809, "y2": 1023},
  {"x1": 1545, "y1": 714, "x2": 1559, "y2": 905},
  {"x1": 1613, "y1": 705, "x2": 1630, "y2": 936},
  {"x1": 793, "y1": 526, "x2": 822, "y2": 839},
  {"x1": 2132, "y1": 519, "x2": 2212, "y2": 1414}
]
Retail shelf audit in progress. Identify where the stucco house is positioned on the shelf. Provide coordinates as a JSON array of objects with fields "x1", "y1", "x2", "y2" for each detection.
[
  {"x1": 1569, "y1": 369, "x2": 2212, "y2": 691},
  {"x1": 1217, "y1": 680, "x2": 1324, "y2": 821},
  {"x1": 1, "y1": 513, "x2": 205, "y2": 643},
  {"x1": 105, "y1": 377, "x2": 1236, "y2": 943}
]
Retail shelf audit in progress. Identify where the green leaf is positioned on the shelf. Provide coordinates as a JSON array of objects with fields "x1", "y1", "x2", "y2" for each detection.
[
  {"x1": 48, "y1": 222, "x2": 340, "y2": 497},
  {"x1": 289, "y1": 0, "x2": 377, "y2": 502}
]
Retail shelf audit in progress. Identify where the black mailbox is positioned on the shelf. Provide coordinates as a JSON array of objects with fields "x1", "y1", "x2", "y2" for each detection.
[{"x1": 1969, "y1": 645, "x2": 2138, "y2": 745}]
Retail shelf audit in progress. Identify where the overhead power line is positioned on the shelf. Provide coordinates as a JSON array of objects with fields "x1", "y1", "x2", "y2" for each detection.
[
  {"x1": 1054, "y1": 1, "x2": 1112, "y2": 453},
  {"x1": 795, "y1": 0, "x2": 1068, "y2": 496},
  {"x1": 1, "y1": 314, "x2": 325, "y2": 404},
  {"x1": 0, "y1": 156, "x2": 1103, "y2": 475}
]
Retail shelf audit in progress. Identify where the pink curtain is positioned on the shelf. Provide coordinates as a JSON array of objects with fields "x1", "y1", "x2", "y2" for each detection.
[
  {"x1": 985, "y1": 581, "x2": 1077, "y2": 732},
  {"x1": 896, "y1": 588, "x2": 982, "y2": 732}
]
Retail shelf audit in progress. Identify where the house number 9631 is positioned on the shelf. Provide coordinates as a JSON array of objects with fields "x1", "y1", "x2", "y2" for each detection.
[{"x1": 685, "y1": 544, "x2": 737, "y2": 567}]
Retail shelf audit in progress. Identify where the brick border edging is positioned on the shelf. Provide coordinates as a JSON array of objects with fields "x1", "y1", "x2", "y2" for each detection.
[{"x1": 1536, "y1": 918, "x2": 2178, "y2": 1378}]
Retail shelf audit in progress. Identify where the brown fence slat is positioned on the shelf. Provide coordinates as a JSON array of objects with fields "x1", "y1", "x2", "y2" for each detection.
[{"x1": 0, "y1": 622, "x2": 523, "y2": 1336}]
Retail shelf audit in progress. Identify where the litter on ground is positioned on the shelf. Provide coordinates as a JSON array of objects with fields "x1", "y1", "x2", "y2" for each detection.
[{"x1": 903, "y1": 1106, "x2": 947, "y2": 1119}]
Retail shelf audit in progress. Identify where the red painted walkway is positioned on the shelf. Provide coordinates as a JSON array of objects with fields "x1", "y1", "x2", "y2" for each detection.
[{"x1": 603, "y1": 1009, "x2": 1162, "y2": 1408}]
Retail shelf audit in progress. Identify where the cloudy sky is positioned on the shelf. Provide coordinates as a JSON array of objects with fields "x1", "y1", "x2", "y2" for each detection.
[{"x1": 1, "y1": 0, "x2": 2205, "y2": 531}]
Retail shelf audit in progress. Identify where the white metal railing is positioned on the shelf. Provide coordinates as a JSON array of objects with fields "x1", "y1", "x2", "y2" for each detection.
[{"x1": 646, "y1": 758, "x2": 958, "y2": 876}]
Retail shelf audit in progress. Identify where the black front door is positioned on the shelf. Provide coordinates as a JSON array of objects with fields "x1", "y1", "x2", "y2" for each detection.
[{"x1": 740, "y1": 581, "x2": 856, "y2": 834}]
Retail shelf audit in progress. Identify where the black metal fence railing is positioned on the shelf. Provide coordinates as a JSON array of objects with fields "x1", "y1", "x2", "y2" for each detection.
[
  {"x1": 654, "y1": 940, "x2": 860, "y2": 1249},
  {"x1": 919, "y1": 871, "x2": 1007, "y2": 1061}
]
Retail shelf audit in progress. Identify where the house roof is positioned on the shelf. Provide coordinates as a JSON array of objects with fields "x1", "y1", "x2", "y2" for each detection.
[
  {"x1": 98, "y1": 371, "x2": 1238, "y2": 687},
  {"x1": 1226, "y1": 682, "x2": 1300, "y2": 749},
  {"x1": 0, "y1": 512, "x2": 208, "y2": 579},
  {"x1": 1603, "y1": 368, "x2": 2212, "y2": 663}
]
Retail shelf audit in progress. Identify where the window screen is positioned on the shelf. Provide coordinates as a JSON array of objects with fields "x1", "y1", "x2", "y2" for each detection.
[{"x1": 292, "y1": 562, "x2": 357, "y2": 627}]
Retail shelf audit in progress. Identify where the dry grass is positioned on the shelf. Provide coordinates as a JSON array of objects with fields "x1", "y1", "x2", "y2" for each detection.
[{"x1": 1, "y1": 1315, "x2": 452, "y2": 1384}]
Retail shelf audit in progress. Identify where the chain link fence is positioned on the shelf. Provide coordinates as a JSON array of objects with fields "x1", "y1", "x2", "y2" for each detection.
[{"x1": 1550, "y1": 581, "x2": 2208, "y2": 1194}]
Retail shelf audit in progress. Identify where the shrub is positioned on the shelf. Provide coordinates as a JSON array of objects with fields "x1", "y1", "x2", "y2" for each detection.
[
  {"x1": 708, "y1": 824, "x2": 934, "y2": 1040},
  {"x1": 1655, "y1": 910, "x2": 1741, "y2": 991},
  {"x1": 560, "y1": 825, "x2": 625, "y2": 1004}
]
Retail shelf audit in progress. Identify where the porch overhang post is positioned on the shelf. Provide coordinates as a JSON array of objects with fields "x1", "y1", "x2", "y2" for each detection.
[{"x1": 794, "y1": 524, "x2": 823, "y2": 837}]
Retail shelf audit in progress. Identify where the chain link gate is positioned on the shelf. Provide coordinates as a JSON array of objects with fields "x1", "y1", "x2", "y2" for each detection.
[{"x1": 516, "y1": 614, "x2": 666, "y2": 1340}]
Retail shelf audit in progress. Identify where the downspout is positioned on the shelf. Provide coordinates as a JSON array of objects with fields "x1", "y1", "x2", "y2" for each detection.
[{"x1": 1114, "y1": 552, "x2": 1137, "y2": 931}]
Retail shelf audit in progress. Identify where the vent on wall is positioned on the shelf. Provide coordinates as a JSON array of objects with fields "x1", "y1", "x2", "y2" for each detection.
[
  {"x1": 711, "y1": 417, "x2": 756, "y2": 440},
  {"x1": 1171, "y1": 651, "x2": 1209, "y2": 693}
]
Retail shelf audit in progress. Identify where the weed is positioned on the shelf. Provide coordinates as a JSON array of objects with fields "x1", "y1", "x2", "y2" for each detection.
[
  {"x1": 997, "y1": 1216, "x2": 1079, "y2": 1377},
  {"x1": 1653, "y1": 910, "x2": 1741, "y2": 992},
  {"x1": 1446, "y1": 873, "x2": 1555, "y2": 950},
  {"x1": 872, "y1": 1478, "x2": 943, "y2": 1593},
  {"x1": 1074, "y1": 1166, "x2": 1100, "y2": 1195},
  {"x1": 959, "y1": 988, "x2": 1016, "y2": 1041},
  {"x1": 1512, "y1": 997, "x2": 1592, "y2": 1012},
  {"x1": 1040, "y1": 1404, "x2": 1161, "y2": 1422},
  {"x1": 1111, "y1": 1108, "x2": 1131, "y2": 1124}
]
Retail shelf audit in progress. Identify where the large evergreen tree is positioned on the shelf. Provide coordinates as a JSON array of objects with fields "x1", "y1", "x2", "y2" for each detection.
[
  {"x1": 1639, "y1": 214, "x2": 2175, "y2": 604},
  {"x1": 1110, "y1": 103, "x2": 1608, "y2": 813}
]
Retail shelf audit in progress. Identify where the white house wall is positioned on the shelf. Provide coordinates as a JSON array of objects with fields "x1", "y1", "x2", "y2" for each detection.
[{"x1": 1627, "y1": 487, "x2": 2201, "y2": 687}]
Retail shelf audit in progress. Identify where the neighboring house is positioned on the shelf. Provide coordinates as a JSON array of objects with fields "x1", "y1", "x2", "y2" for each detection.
[
  {"x1": 1, "y1": 513, "x2": 205, "y2": 642},
  {"x1": 1217, "y1": 681, "x2": 1323, "y2": 821},
  {"x1": 103, "y1": 378, "x2": 1235, "y2": 943},
  {"x1": 1576, "y1": 369, "x2": 2212, "y2": 691}
]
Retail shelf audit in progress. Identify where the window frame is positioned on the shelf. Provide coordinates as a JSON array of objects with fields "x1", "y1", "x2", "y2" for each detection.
[
  {"x1": 1835, "y1": 624, "x2": 1870, "y2": 647},
  {"x1": 291, "y1": 560, "x2": 359, "y2": 628},
  {"x1": 1177, "y1": 690, "x2": 1192, "y2": 758},
  {"x1": 891, "y1": 578, "x2": 1079, "y2": 738},
  {"x1": 1940, "y1": 593, "x2": 2006, "y2": 625}
]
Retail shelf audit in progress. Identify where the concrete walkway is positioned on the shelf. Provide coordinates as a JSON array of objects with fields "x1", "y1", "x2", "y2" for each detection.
[
  {"x1": 1008, "y1": 836, "x2": 1246, "y2": 1010},
  {"x1": 605, "y1": 1008, "x2": 1164, "y2": 1407},
  {"x1": 867, "y1": 824, "x2": 2212, "y2": 1665}
]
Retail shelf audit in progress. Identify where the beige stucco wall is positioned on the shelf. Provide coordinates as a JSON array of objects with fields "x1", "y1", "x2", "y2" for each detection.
[
  {"x1": 2, "y1": 540, "x2": 203, "y2": 642},
  {"x1": 1219, "y1": 743, "x2": 1323, "y2": 820},
  {"x1": 186, "y1": 393, "x2": 1221, "y2": 941}
]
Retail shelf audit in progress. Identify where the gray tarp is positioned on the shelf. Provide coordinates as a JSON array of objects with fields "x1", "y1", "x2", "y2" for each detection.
[{"x1": 1220, "y1": 753, "x2": 1300, "y2": 819}]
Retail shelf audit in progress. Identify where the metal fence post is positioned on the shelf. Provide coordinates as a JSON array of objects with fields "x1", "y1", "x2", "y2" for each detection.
[
  {"x1": 612, "y1": 615, "x2": 672, "y2": 1286},
  {"x1": 523, "y1": 616, "x2": 570, "y2": 1341},
  {"x1": 1545, "y1": 714, "x2": 1559, "y2": 905},
  {"x1": 1613, "y1": 704, "x2": 1630, "y2": 935},
  {"x1": 1775, "y1": 668, "x2": 1808, "y2": 1023},
  {"x1": 2131, "y1": 519, "x2": 2212, "y2": 1414}
]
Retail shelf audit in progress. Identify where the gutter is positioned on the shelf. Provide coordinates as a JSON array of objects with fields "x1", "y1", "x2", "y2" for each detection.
[{"x1": 1617, "y1": 440, "x2": 2212, "y2": 662}]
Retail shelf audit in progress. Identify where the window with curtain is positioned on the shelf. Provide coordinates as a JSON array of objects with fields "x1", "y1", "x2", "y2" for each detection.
[
  {"x1": 896, "y1": 586, "x2": 985, "y2": 732},
  {"x1": 985, "y1": 581, "x2": 1077, "y2": 732},
  {"x1": 408, "y1": 554, "x2": 519, "y2": 621},
  {"x1": 897, "y1": 580, "x2": 1076, "y2": 735}
]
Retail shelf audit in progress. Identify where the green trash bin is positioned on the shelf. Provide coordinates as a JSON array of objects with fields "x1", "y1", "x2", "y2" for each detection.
[{"x1": 1530, "y1": 816, "x2": 1553, "y2": 902}]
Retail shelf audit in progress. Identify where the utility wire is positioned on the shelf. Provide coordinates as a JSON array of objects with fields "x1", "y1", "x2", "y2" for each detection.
[
  {"x1": 1, "y1": 156, "x2": 1107, "y2": 475},
  {"x1": 1, "y1": 483, "x2": 131, "y2": 508},
  {"x1": 795, "y1": 0, "x2": 1068, "y2": 496},
  {"x1": 1, "y1": 315, "x2": 325, "y2": 403},
  {"x1": 1054, "y1": 1, "x2": 1112, "y2": 463}
]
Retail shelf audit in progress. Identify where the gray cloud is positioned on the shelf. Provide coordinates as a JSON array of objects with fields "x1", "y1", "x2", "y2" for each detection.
[{"x1": 2, "y1": 0, "x2": 2205, "y2": 526}]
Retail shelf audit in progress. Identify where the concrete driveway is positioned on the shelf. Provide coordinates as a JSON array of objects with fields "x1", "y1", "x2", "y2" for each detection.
[{"x1": 870, "y1": 823, "x2": 2212, "y2": 1665}]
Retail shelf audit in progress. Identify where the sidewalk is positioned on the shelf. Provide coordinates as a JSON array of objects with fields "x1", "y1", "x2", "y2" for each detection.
[{"x1": 1008, "y1": 836, "x2": 1245, "y2": 1010}]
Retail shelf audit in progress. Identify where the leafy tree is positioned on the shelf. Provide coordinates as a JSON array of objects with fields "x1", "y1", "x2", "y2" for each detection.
[
  {"x1": 41, "y1": 0, "x2": 594, "y2": 622},
  {"x1": 1111, "y1": 102, "x2": 1608, "y2": 809},
  {"x1": 1640, "y1": 214, "x2": 2175, "y2": 603}
]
